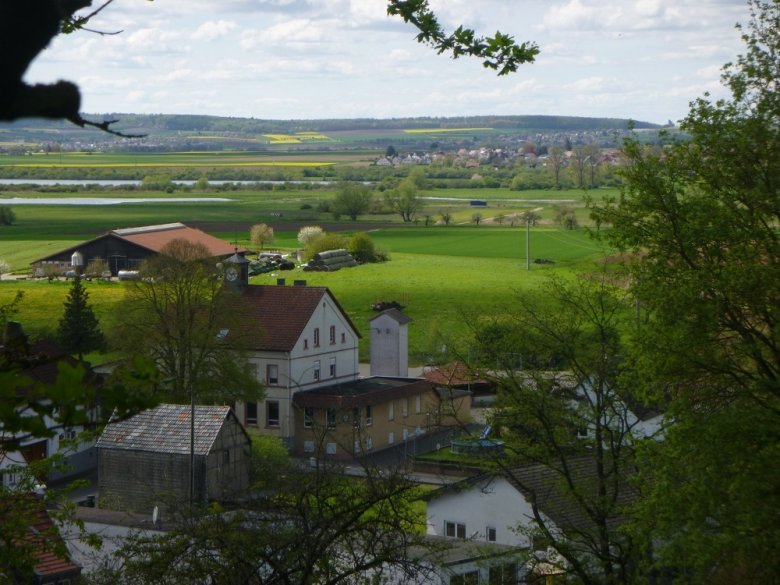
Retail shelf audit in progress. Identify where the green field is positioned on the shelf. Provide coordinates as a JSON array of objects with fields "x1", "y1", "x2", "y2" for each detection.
[{"x1": 0, "y1": 174, "x2": 612, "y2": 364}]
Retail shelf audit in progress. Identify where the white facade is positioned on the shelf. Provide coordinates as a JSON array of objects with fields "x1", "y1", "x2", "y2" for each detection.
[
  {"x1": 427, "y1": 476, "x2": 534, "y2": 548},
  {"x1": 369, "y1": 310, "x2": 409, "y2": 377},
  {"x1": 236, "y1": 290, "x2": 360, "y2": 446}
]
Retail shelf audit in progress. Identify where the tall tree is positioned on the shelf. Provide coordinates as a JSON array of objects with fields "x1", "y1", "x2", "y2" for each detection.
[
  {"x1": 591, "y1": 1, "x2": 780, "y2": 580},
  {"x1": 57, "y1": 275, "x2": 104, "y2": 361},
  {"x1": 112, "y1": 239, "x2": 262, "y2": 405},
  {"x1": 467, "y1": 274, "x2": 647, "y2": 584},
  {"x1": 547, "y1": 145, "x2": 566, "y2": 188},
  {"x1": 249, "y1": 223, "x2": 274, "y2": 252},
  {"x1": 332, "y1": 183, "x2": 373, "y2": 221},
  {"x1": 384, "y1": 176, "x2": 423, "y2": 222}
]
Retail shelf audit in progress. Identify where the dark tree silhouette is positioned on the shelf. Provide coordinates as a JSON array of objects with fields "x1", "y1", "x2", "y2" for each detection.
[{"x1": 57, "y1": 275, "x2": 105, "y2": 361}]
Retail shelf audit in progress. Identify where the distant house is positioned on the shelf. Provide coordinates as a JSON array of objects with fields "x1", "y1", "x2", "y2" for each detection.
[
  {"x1": 31, "y1": 222, "x2": 245, "y2": 276},
  {"x1": 1, "y1": 326, "x2": 100, "y2": 481},
  {"x1": 292, "y1": 376, "x2": 471, "y2": 460},
  {"x1": 1, "y1": 495, "x2": 83, "y2": 585},
  {"x1": 96, "y1": 404, "x2": 251, "y2": 511},
  {"x1": 229, "y1": 281, "x2": 361, "y2": 448},
  {"x1": 0, "y1": 447, "x2": 27, "y2": 489}
]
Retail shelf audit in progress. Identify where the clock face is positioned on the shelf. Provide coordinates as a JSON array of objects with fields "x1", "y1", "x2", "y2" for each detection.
[{"x1": 225, "y1": 266, "x2": 239, "y2": 281}]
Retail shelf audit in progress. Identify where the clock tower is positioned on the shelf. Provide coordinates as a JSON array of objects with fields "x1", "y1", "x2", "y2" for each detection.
[{"x1": 223, "y1": 251, "x2": 249, "y2": 289}]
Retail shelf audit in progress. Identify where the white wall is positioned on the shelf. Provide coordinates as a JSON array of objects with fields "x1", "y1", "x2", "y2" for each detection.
[
  {"x1": 369, "y1": 313, "x2": 408, "y2": 377},
  {"x1": 426, "y1": 477, "x2": 533, "y2": 548}
]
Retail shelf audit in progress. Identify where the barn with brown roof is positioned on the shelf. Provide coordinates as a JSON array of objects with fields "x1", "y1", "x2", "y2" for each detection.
[{"x1": 31, "y1": 222, "x2": 244, "y2": 276}]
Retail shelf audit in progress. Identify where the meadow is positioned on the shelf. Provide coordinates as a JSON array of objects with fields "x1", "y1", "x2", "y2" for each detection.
[{"x1": 0, "y1": 167, "x2": 613, "y2": 364}]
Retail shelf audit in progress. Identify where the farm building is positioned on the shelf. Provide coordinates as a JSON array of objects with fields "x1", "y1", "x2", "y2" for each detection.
[
  {"x1": 291, "y1": 376, "x2": 471, "y2": 460},
  {"x1": 96, "y1": 404, "x2": 251, "y2": 512},
  {"x1": 31, "y1": 222, "x2": 244, "y2": 276}
]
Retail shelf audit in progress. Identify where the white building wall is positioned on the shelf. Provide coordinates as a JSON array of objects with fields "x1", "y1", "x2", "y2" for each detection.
[
  {"x1": 426, "y1": 477, "x2": 533, "y2": 547},
  {"x1": 238, "y1": 291, "x2": 360, "y2": 447},
  {"x1": 369, "y1": 313, "x2": 408, "y2": 377}
]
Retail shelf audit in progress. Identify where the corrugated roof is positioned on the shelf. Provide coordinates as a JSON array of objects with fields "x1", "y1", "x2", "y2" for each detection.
[
  {"x1": 96, "y1": 404, "x2": 233, "y2": 455},
  {"x1": 238, "y1": 284, "x2": 359, "y2": 352},
  {"x1": 112, "y1": 223, "x2": 242, "y2": 257},
  {"x1": 369, "y1": 308, "x2": 411, "y2": 325}
]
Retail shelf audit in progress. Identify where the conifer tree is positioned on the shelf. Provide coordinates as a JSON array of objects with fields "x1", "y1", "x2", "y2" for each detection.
[{"x1": 57, "y1": 274, "x2": 104, "y2": 361}]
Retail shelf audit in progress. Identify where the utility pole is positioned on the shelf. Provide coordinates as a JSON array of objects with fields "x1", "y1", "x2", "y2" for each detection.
[{"x1": 526, "y1": 216, "x2": 531, "y2": 271}]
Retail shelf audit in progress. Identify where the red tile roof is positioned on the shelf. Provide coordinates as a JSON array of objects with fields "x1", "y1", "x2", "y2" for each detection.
[
  {"x1": 239, "y1": 284, "x2": 359, "y2": 352},
  {"x1": 112, "y1": 223, "x2": 243, "y2": 257}
]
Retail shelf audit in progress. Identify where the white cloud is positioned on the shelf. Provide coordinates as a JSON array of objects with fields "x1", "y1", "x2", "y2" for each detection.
[{"x1": 193, "y1": 20, "x2": 238, "y2": 41}]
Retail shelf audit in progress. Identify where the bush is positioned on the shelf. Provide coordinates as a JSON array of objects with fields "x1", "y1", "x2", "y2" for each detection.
[
  {"x1": 303, "y1": 233, "x2": 348, "y2": 261},
  {"x1": 0, "y1": 206, "x2": 16, "y2": 225},
  {"x1": 297, "y1": 225, "x2": 324, "y2": 246},
  {"x1": 348, "y1": 232, "x2": 379, "y2": 263}
]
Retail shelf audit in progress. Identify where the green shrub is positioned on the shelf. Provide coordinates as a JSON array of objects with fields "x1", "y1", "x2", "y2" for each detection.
[{"x1": 303, "y1": 233, "x2": 348, "y2": 261}]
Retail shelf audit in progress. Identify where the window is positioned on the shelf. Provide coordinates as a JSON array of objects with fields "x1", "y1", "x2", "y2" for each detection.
[
  {"x1": 326, "y1": 408, "x2": 337, "y2": 428},
  {"x1": 366, "y1": 436, "x2": 373, "y2": 451},
  {"x1": 388, "y1": 401, "x2": 394, "y2": 421},
  {"x1": 388, "y1": 432, "x2": 394, "y2": 444},
  {"x1": 223, "y1": 450, "x2": 231, "y2": 465},
  {"x1": 313, "y1": 360, "x2": 321, "y2": 381},
  {"x1": 450, "y1": 571, "x2": 479, "y2": 585},
  {"x1": 415, "y1": 395, "x2": 422, "y2": 414},
  {"x1": 304, "y1": 440, "x2": 315, "y2": 453},
  {"x1": 486, "y1": 526, "x2": 497, "y2": 542},
  {"x1": 266, "y1": 364, "x2": 279, "y2": 385},
  {"x1": 303, "y1": 407, "x2": 314, "y2": 428},
  {"x1": 329, "y1": 357, "x2": 336, "y2": 378},
  {"x1": 402, "y1": 398, "x2": 408, "y2": 418},
  {"x1": 353, "y1": 406, "x2": 361, "y2": 429},
  {"x1": 488, "y1": 562, "x2": 517, "y2": 585},
  {"x1": 246, "y1": 402, "x2": 258, "y2": 426},
  {"x1": 313, "y1": 328, "x2": 320, "y2": 347},
  {"x1": 444, "y1": 521, "x2": 466, "y2": 539},
  {"x1": 304, "y1": 339, "x2": 309, "y2": 350},
  {"x1": 329, "y1": 325, "x2": 336, "y2": 344},
  {"x1": 326, "y1": 442, "x2": 337, "y2": 455},
  {"x1": 365, "y1": 405, "x2": 373, "y2": 426},
  {"x1": 341, "y1": 332, "x2": 346, "y2": 343},
  {"x1": 266, "y1": 401, "x2": 280, "y2": 427}
]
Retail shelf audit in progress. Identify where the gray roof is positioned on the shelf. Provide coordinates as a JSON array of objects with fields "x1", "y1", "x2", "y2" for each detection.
[
  {"x1": 369, "y1": 308, "x2": 411, "y2": 325},
  {"x1": 96, "y1": 404, "x2": 235, "y2": 456}
]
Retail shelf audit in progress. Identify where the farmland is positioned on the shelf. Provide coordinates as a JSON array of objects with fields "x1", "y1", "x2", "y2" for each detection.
[{"x1": 0, "y1": 191, "x2": 610, "y2": 363}]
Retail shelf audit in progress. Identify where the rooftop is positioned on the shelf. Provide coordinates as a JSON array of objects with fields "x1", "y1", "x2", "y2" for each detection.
[{"x1": 96, "y1": 404, "x2": 240, "y2": 456}]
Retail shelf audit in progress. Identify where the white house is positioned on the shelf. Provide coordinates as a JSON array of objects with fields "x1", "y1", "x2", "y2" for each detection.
[
  {"x1": 426, "y1": 475, "x2": 533, "y2": 548},
  {"x1": 1, "y1": 331, "x2": 100, "y2": 481},
  {"x1": 0, "y1": 448, "x2": 27, "y2": 489},
  {"x1": 231, "y1": 281, "x2": 361, "y2": 448},
  {"x1": 425, "y1": 457, "x2": 636, "y2": 581}
]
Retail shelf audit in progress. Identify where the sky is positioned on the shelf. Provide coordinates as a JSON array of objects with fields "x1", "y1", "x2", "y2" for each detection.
[{"x1": 26, "y1": 0, "x2": 752, "y2": 125}]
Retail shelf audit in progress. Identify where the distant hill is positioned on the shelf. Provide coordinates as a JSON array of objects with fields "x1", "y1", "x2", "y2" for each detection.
[{"x1": 0, "y1": 114, "x2": 663, "y2": 150}]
